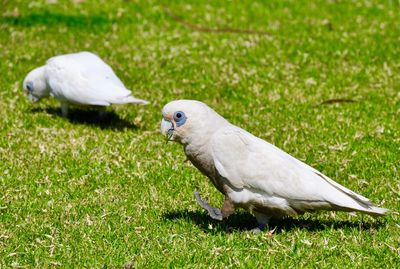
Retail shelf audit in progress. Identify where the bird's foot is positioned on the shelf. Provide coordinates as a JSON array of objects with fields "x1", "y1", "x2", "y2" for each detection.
[
  {"x1": 251, "y1": 225, "x2": 277, "y2": 236},
  {"x1": 194, "y1": 190, "x2": 223, "y2": 221},
  {"x1": 251, "y1": 227, "x2": 263, "y2": 234},
  {"x1": 250, "y1": 223, "x2": 267, "y2": 234},
  {"x1": 251, "y1": 211, "x2": 271, "y2": 233}
]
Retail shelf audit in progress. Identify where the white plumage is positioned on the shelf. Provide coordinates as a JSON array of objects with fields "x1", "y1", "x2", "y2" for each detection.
[
  {"x1": 23, "y1": 51, "x2": 148, "y2": 116},
  {"x1": 161, "y1": 100, "x2": 388, "y2": 229}
]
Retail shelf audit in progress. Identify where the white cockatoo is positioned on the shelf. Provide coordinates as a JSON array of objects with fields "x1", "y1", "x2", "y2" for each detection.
[
  {"x1": 23, "y1": 51, "x2": 148, "y2": 117},
  {"x1": 160, "y1": 100, "x2": 388, "y2": 230}
]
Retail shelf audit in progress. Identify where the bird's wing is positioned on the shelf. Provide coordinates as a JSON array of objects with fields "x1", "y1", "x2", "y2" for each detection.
[
  {"x1": 45, "y1": 52, "x2": 139, "y2": 105},
  {"x1": 210, "y1": 125, "x2": 377, "y2": 212}
]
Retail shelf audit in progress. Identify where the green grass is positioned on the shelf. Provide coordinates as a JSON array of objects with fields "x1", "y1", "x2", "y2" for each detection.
[{"x1": 1, "y1": 0, "x2": 399, "y2": 267}]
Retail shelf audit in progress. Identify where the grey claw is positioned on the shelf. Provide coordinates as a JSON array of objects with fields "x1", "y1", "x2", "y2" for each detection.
[
  {"x1": 194, "y1": 190, "x2": 223, "y2": 221},
  {"x1": 251, "y1": 228, "x2": 262, "y2": 234}
]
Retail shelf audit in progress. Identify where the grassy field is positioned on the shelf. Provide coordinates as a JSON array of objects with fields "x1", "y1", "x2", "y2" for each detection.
[{"x1": 1, "y1": 0, "x2": 399, "y2": 267}]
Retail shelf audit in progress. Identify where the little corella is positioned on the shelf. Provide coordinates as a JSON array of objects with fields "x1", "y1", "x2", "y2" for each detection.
[
  {"x1": 161, "y1": 100, "x2": 388, "y2": 230},
  {"x1": 23, "y1": 51, "x2": 148, "y2": 117}
]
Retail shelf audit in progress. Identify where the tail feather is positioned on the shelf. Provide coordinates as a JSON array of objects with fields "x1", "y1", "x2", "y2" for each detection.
[
  {"x1": 363, "y1": 206, "x2": 389, "y2": 216},
  {"x1": 333, "y1": 204, "x2": 389, "y2": 217},
  {"x1": 113, "y1": 95, "x2": 149, "y2": 105},
  {"x1": 315, "y1": 172, "x2": 389, "y2": 217},
  {"x1": 122, "y1": 96, "x2": 149, "y2": 105}
]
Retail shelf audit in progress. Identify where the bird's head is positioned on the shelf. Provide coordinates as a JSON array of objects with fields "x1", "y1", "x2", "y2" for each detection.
[
  {"x1": 160, "y1": 100, "x2": 228, "y2": 145},
  {"x1": 23, "y1": 66, "x2": 50, "y2": 102}
]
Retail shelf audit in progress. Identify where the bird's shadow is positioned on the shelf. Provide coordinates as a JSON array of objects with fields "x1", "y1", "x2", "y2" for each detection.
[
  {"x1": 0, "y1": 11, "x2": 135, "y2": 29},
  {"x1": 31, "y1": 107, "x2": 138, "y2": 130},
  {"x1": 163, "y1": 209, "x2": 386, "y2": 234}
]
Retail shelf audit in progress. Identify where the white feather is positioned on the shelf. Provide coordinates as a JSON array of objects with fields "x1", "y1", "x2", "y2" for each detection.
[
  {"x1": 161, "y1": 100, "x2": 388, "y2": 222},
  {"x1": 45, "y1": 52, "x2": 148, "y2": 106},
  {"x1": 211, "y1": 125, "x2": 387, "y2": 216},
  {"x1": 23, "y1": 51, "x2": 148, "y2": 115}
]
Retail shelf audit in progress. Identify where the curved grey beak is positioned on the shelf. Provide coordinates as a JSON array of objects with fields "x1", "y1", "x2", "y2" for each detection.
[{"x1": 160, "y1": 119, "x2": 174, "y2": 142}]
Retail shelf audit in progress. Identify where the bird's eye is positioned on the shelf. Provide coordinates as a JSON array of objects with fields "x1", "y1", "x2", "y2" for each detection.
[
  {"x1": 26, "y1": 82, "x2": 33, "y2": 92},
  {"x1": 173, "y1": 111, "x2": 187, "y2": 127}
]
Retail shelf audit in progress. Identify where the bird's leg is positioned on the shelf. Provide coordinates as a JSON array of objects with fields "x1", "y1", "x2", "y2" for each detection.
[
  {"x1": 252, "y1": 211, "x2": 270, "y2": 234},
  {"x1": 60, "y1": 103, "x2": 69, "y2": 117},
  {"x1": 221, "y1": 196, "x2": 235, "y2": 218},
  {"x1": 194, "y1": 190, "x2": 223, "y2": 221}
]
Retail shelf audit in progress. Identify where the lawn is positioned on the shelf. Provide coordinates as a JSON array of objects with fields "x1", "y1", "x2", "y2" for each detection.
[{"x1": 0, "y1": 0, "x2": 399, "y2": 268}]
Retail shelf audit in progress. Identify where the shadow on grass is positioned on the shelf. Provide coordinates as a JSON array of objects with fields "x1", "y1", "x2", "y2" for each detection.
[
  {"x1": 31, "y1": 106, "x2": 138, "y2": 130},
  {"x1": 1, "y1": 12, "x2": 139, "y2": 29},
  {"x1": 163, "y1": 209, "x2": 386, "y2": 233}
]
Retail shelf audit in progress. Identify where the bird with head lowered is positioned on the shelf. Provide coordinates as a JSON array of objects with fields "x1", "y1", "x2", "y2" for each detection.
[{"x1": 23, "y1": 51, "x2": 148, "y2": 117}]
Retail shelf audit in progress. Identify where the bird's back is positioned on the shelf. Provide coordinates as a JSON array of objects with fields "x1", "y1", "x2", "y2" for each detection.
[{"x1": 45, "y1": 52, "x2": 139, "y2": 105}]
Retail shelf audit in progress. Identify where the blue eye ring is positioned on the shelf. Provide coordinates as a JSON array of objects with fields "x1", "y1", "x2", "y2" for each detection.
[
  {"x1": 26, "y1": 82, "x2": 33, "y2": 92},
  {"x1": 173, "y1": 111, "x2": 187, "y2": 127}
]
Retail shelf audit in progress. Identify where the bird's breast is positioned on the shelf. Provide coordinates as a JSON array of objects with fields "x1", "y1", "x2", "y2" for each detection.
[{"x1": 184, "y1": 144, "x2": 226, "y2": 194}]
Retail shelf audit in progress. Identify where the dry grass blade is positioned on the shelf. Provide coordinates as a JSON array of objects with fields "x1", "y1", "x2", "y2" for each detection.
[{"x1": 163, "y1": 6, "x2": 270, "y2": 35}]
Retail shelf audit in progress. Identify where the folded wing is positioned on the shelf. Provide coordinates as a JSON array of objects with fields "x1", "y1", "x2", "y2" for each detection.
[
  {"x1": 45, "y1": 52, "x2": 148, "y2": 105},
  {"x1": 210, "y1": 125, "x2": 387, "y2": 216}
]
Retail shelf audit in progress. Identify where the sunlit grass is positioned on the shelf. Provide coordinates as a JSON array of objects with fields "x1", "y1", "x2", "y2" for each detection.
[{"x1": 0, "y1": 0, "x2": 399, "y2": 267}]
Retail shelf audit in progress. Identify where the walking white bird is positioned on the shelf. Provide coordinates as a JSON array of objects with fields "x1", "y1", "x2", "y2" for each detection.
[
  {"x1": 23, "y1": 51, "x2": 148, "y2": 117},
  {"x1": 160, "y1": 100, "x2": 388, "y2": 230}
]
